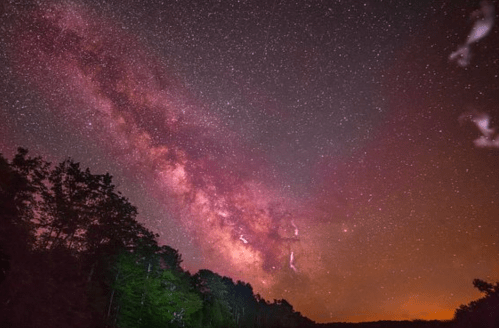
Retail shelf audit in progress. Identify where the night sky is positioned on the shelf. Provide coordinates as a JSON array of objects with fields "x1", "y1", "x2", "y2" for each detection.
[{"x1": 1, "y1": 0, "x2": 499, "y2": 323}]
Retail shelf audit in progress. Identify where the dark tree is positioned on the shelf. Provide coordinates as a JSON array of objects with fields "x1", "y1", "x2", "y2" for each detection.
[
  {"x1": 0, "y1": 149, "x2": 160, "y2": 327},
  {"x1": 454, "y1": 279, "x2": 499, "y2": 328},
  {"x1": 191, "y1": 269, "x2": 235, "y2": 327},
  {"x1": 0, "y1": 148, "x2": 317, "y2": 328}
]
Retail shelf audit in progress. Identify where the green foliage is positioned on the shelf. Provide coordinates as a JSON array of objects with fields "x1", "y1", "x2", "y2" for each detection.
[
  {"x1": 192, "y1": 269, "x2": 235, "y2": 327},
  {"x1": 113, "y1": 249, "x2": 202, "y2": 328},
  {"x1": 0, "y1": 149, "x2": 318, "y2": 328},
  {"x1": 0, "y1": 149, "x2": 159, "y2": 327}
]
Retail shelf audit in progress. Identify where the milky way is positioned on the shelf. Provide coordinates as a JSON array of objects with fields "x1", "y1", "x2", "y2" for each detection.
[
  {"x1": 1, "y1": 0, "x2": 499, "y2": 323},
  {"x1": 7, "y1": 0, "x2": 308, "y2": 290}
]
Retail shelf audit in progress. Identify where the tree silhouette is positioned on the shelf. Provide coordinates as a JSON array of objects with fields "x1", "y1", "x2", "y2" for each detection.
[
  {"x1": 454, "y1": 279, "x2": 499, "y2": 328},
  {"x1": 0, "y1": 149, "x2": 160, "y2": 327},
  {"x1": 0, "y1": 148, "x2": 318, "y2": 328}
]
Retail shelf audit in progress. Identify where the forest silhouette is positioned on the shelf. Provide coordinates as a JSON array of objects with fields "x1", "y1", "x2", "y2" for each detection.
[{"x1": 0, "y1": 148, "x2": 497, "y2": 327}]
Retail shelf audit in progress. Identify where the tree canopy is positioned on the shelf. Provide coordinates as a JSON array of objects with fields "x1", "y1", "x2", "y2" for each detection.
[
  {"x1": 3, "y1": 148, "x2": 499, "y2": 328},
  {"x1": 0, "y1": 148, "x2": 315, "y2": 328}
]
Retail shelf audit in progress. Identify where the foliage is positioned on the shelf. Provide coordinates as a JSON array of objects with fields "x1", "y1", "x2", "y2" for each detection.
[
  {"x1": 192, "y1": 269, "x2": 235, "y2": 327},
  {"x1": 0, "y1": 148, "x2": 319, "y2": 328},
  {"x1": 0, "y1": 148, "x2": 158, "y2": 327},
  {"x1": 112, "y1": 248, "x2": 202, "y2": 328},
  {"x1": 453, "y1": 279, "x2": 499, "y2": 328}
]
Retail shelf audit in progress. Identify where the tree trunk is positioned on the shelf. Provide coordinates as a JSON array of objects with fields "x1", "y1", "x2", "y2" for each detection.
[
  {"x1": 87, "y1": 262, "x2": 95, "y2": 282},
  {"x1": 107, "y1": 269, "x2": 119, "y2": 321}
]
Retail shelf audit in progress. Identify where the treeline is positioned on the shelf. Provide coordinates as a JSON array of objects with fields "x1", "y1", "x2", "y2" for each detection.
[
  {"x1": 317, "y1": 320, "x2": 453, "y2": 328},
  {"x1": 316, "y1": 281, "x2": 499, "y2": 328},
  {"x1": 0, "y1": 148, "x2": 315, "y2": 328},
  {"x1": 452, "y1": 279, "x2": 499, "y2": 328},
  {"x1": 2, "y1": 148, "x2": 498, "y2": 328}
]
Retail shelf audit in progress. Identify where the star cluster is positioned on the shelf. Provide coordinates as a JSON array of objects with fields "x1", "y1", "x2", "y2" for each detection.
[{"x1": 1, "y1": 0, "x2": 498, "y2": 323}]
